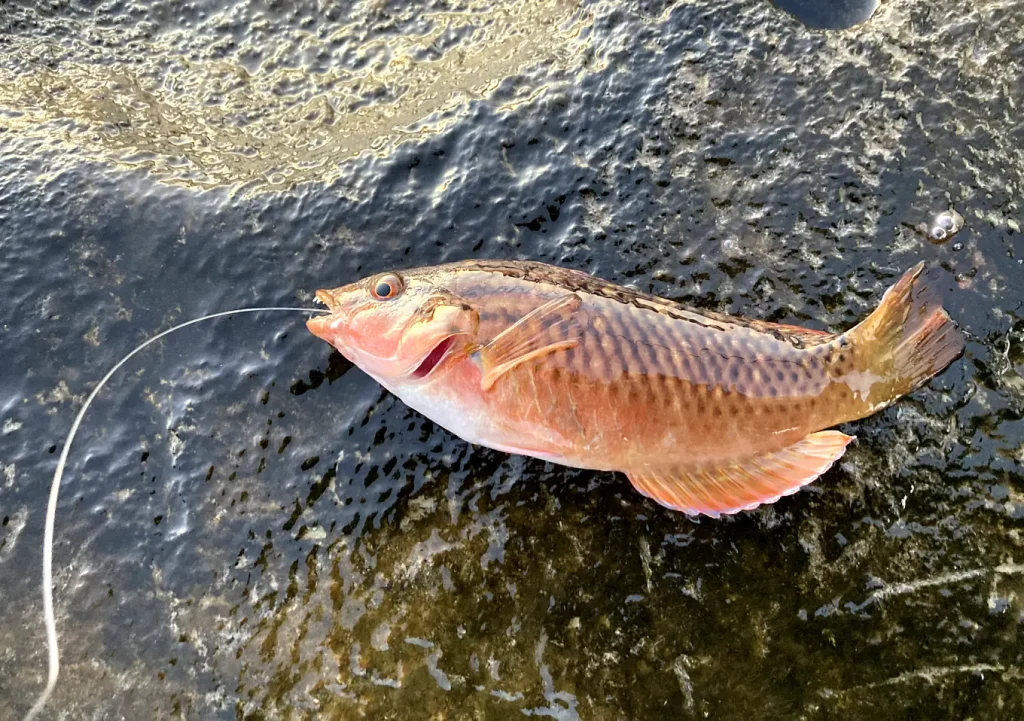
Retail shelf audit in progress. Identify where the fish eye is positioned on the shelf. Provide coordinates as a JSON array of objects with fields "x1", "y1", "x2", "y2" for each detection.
[{"x1": 370, "y1": 272, "x2": 404, "y2": 300}]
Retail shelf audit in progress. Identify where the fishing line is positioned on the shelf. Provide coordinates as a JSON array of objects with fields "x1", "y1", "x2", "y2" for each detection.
[{"x1": 23, "y1": 306, "x2": 330, "y2": 721}]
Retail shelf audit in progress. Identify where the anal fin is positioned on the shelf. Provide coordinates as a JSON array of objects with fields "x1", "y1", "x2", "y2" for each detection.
[
  {"x1": 475, "y1": 293, "x2": 583, "y2": 391},
  {"x1": 625, "y1": 431, "x2": 854, "y2": 518}
]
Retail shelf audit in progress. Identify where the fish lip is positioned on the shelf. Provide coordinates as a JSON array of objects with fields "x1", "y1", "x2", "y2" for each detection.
[
  {"x1": 305, "y1": 312, "x2": 333, "y2": 338},
  {"x1": 314, "y1": 289, "x2": 337, "y2": 311}
]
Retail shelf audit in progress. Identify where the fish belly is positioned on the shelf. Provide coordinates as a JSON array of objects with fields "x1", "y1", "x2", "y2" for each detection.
[{"x1": 375, "y1": 364, "x2": 574, "y2": 463}]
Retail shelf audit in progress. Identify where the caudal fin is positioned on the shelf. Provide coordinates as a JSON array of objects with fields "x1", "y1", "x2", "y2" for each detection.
[{"x1": 847, "y1": 263, "x2": 964, "y2": 405}]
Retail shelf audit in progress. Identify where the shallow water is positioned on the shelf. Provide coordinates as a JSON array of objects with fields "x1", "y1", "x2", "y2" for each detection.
[{"x1": 1, "y1": 0, "x2": 1023, "y2": 719}]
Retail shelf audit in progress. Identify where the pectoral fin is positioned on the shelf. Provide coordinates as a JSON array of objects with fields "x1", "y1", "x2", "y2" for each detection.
[
  {"x1": 625, "y1": 431, "x2": 854, "y2": 517},
  {"x1": 475, "y1": 294, "x2": 583, "y2": 391}
]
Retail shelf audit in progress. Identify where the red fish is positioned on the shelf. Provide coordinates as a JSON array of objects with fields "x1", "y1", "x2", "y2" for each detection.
[{"x1": 306, "y1": 260, "x2": 963, "y2": 517}]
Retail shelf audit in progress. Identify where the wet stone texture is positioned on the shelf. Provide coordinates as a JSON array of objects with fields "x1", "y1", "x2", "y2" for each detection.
[{"x1": 1, "y1": 0, "x2": 1023, "y2": 719}]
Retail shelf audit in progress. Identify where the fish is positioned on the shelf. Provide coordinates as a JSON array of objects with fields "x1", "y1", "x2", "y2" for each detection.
[{"x1": 306, "y1": 260, "x2": 964, "y2": 517}]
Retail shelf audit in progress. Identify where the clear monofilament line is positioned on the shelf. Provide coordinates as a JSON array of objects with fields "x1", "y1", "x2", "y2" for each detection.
[{"x1": 23, "y1": 306, "x2": 329, "y2": 721}]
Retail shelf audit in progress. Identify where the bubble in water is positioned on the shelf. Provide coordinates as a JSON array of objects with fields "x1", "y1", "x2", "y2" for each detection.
[
  {"x1": 952, "y1": 242, "x2": 964, "y2": 251},
  {"x1": 926, "y1": 208, "x2": 964, "y2": 244}
]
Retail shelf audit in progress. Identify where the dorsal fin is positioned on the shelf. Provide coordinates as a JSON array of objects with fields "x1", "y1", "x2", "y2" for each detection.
[
  {"x1": 756, "y1": 322, "x2": 833, "y2": 346},
  {"x1": 445, "y1": 259, "x2": 835, "y2": 345}
]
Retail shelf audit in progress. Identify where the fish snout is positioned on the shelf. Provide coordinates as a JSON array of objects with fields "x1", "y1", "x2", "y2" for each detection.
[{"x1": 307, "y1": 289, "x2": 348, "y2": 341}]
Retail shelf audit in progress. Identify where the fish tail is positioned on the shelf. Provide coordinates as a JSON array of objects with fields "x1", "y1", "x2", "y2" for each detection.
[{"x1": 846, "y1": 263, "x2": 965, "y2": 406}]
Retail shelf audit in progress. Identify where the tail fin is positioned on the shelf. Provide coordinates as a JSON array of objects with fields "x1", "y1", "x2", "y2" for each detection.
[{"x1": 847, "y1": 263, "x2": 965, "y2": 406}]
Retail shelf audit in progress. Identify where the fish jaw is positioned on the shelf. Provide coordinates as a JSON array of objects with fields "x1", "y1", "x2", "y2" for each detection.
[
  {"x1": 306, "y1": 308, "x2": 345, "y2": 348},
  {"x1": 310, "y1": 312, "x2": 472, "y2": 384},
  {"x1": 306, "y1": 306, "x2": 367, "y2": 370},
  {"x1": 306, "y1": 286, "x2": 362, "y2": 354},
  {"x1": 307, "y1": 284, "x2": 413, "y2": 370},
  {"x1": 307, "y1": 280, "x2": 480, "y2": 383}
]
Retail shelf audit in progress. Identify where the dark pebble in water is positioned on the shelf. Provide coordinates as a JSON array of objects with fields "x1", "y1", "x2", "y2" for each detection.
[{"x1": 769, "y1": 0, "x2": 879, "y2": 29}]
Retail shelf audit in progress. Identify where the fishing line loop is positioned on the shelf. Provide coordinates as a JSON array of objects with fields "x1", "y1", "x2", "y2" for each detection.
[{"x1": 24, "y1": 306, "x2": 328, "y2": 721}]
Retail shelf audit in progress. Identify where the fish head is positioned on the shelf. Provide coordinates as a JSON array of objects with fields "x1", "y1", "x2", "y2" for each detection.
[{"x1": 306, "y1": 269, "x2": 479, "y2": 382}]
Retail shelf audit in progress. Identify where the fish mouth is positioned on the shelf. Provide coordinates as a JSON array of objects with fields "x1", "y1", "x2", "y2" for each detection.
[
  {"x1": 308, "y1": 290, "x2": 350, "y2": 341},
  {"x1": 306, "y1": 294, "x2": 337, "y2": 340},
  {"x1": 410, "y1": 336, "x2": 458, "y2": 380},
  {"x1": 314, "y1": 290, "x2": 337, "y2": 311}
]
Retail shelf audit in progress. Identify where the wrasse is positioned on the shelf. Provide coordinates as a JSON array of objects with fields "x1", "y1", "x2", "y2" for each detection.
[{"x1": 307, "y1": 260, "x2": 963, "y2": 517}]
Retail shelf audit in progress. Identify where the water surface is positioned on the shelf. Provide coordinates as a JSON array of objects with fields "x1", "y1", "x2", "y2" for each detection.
[{"x1": 1, "y1": 0, "x2": 1023, "y2": 719}]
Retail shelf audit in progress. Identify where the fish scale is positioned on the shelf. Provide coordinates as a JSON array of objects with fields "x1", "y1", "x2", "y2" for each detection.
[
  {"x1": 308, "y1": 259, "x2": 964, "y2": 516},
  {"x1": 467, "y1": 286, "x2": 831, "y2": 465}
]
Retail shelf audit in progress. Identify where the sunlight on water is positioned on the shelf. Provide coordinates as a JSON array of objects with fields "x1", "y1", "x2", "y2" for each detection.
[{"x1": 0, "y1": 0, "x2": 591, "y2": 190}]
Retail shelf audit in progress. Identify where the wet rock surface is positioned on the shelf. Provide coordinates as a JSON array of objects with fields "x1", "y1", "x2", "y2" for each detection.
[{"x1": 1, "y1": 0, "x2": 1023, "y2": 719}]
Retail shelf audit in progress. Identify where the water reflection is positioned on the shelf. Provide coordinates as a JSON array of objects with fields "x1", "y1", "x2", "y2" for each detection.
[
  {"x1": 0, "y1": 0, "x2": 591, "y2": 190},
  {"x1": 769, "y1": 0, "x2": 879, "y2": 29}
]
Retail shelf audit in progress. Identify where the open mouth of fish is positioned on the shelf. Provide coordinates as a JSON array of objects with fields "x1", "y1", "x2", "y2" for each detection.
[{"x1": 314, "y1": 289, "x2": 336, "y2": 309}]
